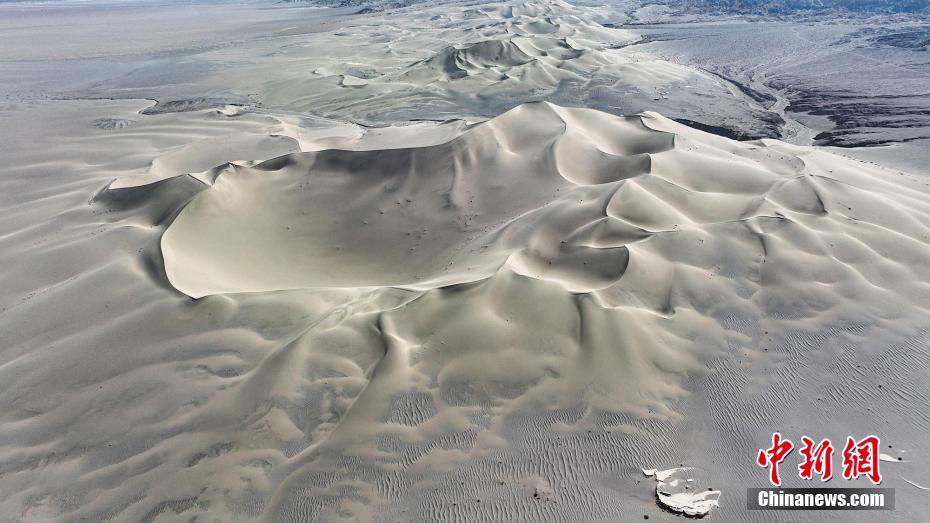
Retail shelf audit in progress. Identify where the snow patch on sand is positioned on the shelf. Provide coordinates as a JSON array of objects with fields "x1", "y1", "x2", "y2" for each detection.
[{"x1": 644, "y1": 467, "x2": 720, "y2": 517}]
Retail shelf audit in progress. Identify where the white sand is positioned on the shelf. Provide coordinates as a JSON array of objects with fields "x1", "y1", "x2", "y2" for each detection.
[{"x1": 2, "y1": 1, "x2": 930, "y2": 521}]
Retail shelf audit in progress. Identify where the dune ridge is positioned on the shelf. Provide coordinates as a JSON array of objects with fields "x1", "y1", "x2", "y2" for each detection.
[
  {"x1": 94, "y1": 101, "x2": 930, "y2": 519},
  {"x1": 148, "y1": 102, "x2": 930, "y2": 304},
  {"x1": 4, "y1": 95, "x2": 927, "y2": 520},
  {"x1": 159, "y1": 102, "x2": 672, "y2": 297},
  {"x1": 230, "y1": 0, "x2": 783, "y2": 141},
  {"x1": 95, "y1": 100, "x2": 930, "y2": 434}
]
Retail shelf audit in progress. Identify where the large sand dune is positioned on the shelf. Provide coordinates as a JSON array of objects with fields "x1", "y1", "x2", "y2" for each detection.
[
  {"x1": 46, "y1": 100, "x2": 922, "y2": 520},
  {"x1": 154, "y1": 102, "x2": 930, "y2": 304}
]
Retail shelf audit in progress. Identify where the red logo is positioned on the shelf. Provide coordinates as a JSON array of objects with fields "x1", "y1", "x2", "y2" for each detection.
[
  {"x1": 842, "y1": 435, "x2": 881, "y2": 484},
  {"x1": 757, "y1": 433, "x2": 882, "y2": 486},
  {"x1": 798, "y1": 436, "x2": 834, "y2": 481},
  {"x1": 756, "y1": 432, "x2": 794, "y2": 486}
]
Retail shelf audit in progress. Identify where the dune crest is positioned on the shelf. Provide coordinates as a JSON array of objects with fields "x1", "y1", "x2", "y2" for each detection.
[
  {"x1": 104, "y1": 102, "x2": 928, "y2": 518},
  {"x1": 158, "y1": 102, "x2": 677, "y2": 297},
  {"x1": 101, "y1": 99, "x2": 930, "y2": 430},
  {"x1": 150, "y1": 103, "x2": 929, "y2": 306}
]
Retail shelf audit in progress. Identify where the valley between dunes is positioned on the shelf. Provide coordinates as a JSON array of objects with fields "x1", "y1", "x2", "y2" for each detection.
[{"x1": 1, "y1": 1, "x2": 930, "y2": 521}]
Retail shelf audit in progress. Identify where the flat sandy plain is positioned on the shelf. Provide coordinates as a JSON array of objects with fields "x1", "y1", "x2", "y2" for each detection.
[{"x1": 1, "y1": 0, "x2": 929, "y2": 521}]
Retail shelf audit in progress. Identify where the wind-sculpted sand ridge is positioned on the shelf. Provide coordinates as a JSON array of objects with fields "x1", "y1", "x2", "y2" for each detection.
[
  {"x1": 157, "y1": 103, "x2": 673, "y2": 296},
  {"x1": 92, "y1": 102, "x2": 930, "y2": 520},
  {"x1": 400, "y1": 37, "x2": 586, "y2": 82},
  {"x1": 239, "y1": 0, "x2": 782, "y2": 140},
  {"x1": 148, "y1": 102, "x2": 930, "y2": 304},
  {"x1": 2, "y1": 97, "x2": 929, "y2": 522},
  {"x1": 101, "y1": 101, "x2": 930, "y2": 429}
]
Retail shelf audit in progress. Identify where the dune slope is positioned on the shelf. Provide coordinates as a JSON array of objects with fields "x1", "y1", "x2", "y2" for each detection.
[
  {"x1": 2, "y1": 93, "x2": 929, "y2": 520},
  {"x1": 158, "y1": 102, "x2": 930, "y2": 305},
  {"x1": 129, "y1": 102, "x2": 930, "y2": 519}
]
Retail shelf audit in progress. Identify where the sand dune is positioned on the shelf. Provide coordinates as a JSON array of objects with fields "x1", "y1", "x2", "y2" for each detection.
[
  {"x1": 72, "y1": 101, "x2": 930, "y2": 520},
  {"x1": 158, "y1": 103, "x2": 670, "y2": 296},
  {"x1": 105, "y1": 99, "x2": 930, "y2": 435},
  {"x1": 189, "y1": 0, "x2": 777, "y2": 139},
  {"x1": 140, "y1": 102, "x2": 930, "y2": 306}
]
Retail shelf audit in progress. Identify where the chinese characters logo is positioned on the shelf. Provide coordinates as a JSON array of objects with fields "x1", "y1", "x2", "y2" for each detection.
[{"x1": 757, "y1": 433, "x2": 882, "y2": 486}]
